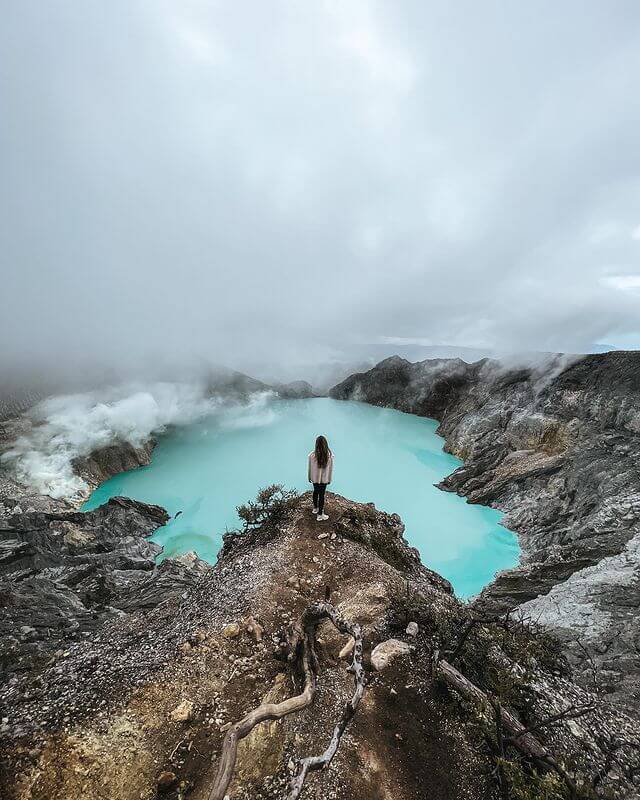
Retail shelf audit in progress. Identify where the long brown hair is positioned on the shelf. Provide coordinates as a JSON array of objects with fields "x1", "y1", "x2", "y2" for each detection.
[{"x1": 314, "y1": 435, "x2": 330, "y2": 469}]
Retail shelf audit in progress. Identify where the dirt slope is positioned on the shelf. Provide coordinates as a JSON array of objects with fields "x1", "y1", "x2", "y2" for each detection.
[{"x1": 2, "y1": 493, "x2": 639, "y2": 799}]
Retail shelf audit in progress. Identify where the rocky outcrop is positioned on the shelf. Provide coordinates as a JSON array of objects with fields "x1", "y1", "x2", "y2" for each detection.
[
  {"x1": 0, "y1": 496, "x2": 210, "y2": 682},
  {"x1": 273, "y1": 380, "x2": 316, "y2": 399},
  {"x1": 330, "y1": 351, "x2": 640, "y2": 712},
  {"x1": 1, "y1": 493, "x2": 638, "y2": 799},
  {"x1": 72, "y1": 440, "x2": 156, "y2": 491},
  {"x1": 205, "y1": 368, "x2": 270, "y2": 397}
]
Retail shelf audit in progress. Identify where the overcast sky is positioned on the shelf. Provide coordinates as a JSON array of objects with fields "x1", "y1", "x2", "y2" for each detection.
[{"x1": 1, "y1": 0, "x2": 639, "y2": 380}]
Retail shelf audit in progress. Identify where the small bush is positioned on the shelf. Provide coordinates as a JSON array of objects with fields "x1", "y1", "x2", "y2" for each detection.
[{"x1": 236, "y1": 484, "x2": 298, "y2": 532}]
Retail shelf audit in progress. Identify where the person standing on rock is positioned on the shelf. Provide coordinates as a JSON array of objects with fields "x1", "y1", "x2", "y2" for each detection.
[{"x1": 308, "y1": 435, "x2": 333, "y2": 521}]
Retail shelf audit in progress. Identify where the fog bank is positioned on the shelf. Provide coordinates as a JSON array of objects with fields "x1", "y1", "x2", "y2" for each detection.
[
  {"x1": 1, "y1": 383, "x2": 274, "y2": 498},
  {"x1": 1, "y1": 1, "x2": 639, "y2": 381}
]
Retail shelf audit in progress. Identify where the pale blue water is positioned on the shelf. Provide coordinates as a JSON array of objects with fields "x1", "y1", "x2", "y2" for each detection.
[{"x1": 83, "y1": 398, "x2": 518, "y2": 599}]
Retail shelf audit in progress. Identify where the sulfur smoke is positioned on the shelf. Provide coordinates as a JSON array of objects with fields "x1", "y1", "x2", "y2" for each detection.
[{"x1": 1, "y1": 383, "x2": 275, "y2": 499}]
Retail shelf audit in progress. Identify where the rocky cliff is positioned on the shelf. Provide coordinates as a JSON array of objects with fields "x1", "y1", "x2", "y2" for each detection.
[
  {"x1": 0, "y1": 496, "x2": 209, "y2": 690},
  {"x1": 330, "y1": 351, "x2": 640, "y2": 714},
  {"x1": 2, "y1": 492, "x2": 639, "y2": 799},
  {"x1": 72, "y1": 440, "x2": 156, "y2": 492}
]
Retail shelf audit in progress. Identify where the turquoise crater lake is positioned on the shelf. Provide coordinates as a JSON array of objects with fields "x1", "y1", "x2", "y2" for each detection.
[{"x1": 83, "y1": 397, "x2": 518, "y2": 599}]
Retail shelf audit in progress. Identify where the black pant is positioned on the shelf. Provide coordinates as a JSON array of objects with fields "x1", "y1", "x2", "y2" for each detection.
[{"x1": 313, "y1": 483, "x2": 327, "y2": 514}]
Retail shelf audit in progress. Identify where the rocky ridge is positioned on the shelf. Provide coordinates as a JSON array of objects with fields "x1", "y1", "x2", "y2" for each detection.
[
  {"x1": 330, "y1": 350, "x2": 640, "y2": 713},
  {"x1": 0, "y1": 496, "x2": 210, "y2": 688},
  {"x1": 2, "y1": 492, "x2": 639, "y2": 799},
  {"x1": 1, "y1": 354, "x2": 639, "y2": 797}
]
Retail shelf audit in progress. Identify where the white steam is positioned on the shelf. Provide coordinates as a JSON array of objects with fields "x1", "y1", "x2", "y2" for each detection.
[{"x1": 1, "y1": 383, "x2": 275, "y2": 499}]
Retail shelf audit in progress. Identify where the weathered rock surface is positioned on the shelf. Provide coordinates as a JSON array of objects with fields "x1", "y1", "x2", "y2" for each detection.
[
  {"x1": 1, "y1": 493, "x2": 638, "y2": 799},
  {"x1": 0, "y1": 496, "x2": 210, "y2": 679},
  {"x1": 331, "y1": 351, "x2": 640, "y2": 712},
  {"x1": 169, "y1": 700, "x2": 195, "y2": 723},
  {"x1": 72, "y1": 440, "x2": 155, "y2": 491},
  {"x1": 370, "y1": 638, "x2": 411, "y2": 671}
]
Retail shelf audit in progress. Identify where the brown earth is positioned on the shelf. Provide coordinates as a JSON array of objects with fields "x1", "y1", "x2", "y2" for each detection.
[{"x1": 3, "y1": 493, "x2": 640, "y2": 799}]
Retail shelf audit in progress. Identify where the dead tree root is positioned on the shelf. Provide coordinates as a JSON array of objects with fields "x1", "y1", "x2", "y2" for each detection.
[
  {"x1": 288, "y1": 603, "x2": 365, "y2": 799},
  {"x1": 207, "y1": 602, "x2": 365, "y2": 800}
]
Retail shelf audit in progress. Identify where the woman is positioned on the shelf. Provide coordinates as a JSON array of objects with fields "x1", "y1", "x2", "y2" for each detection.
[{"x1": 308, "y1": 435, "x2": 333, "y2": 521}]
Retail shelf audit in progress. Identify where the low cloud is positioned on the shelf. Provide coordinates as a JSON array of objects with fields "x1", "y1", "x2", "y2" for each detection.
[
  {"x1": 1, "y1": 383, "x2": 274, "y2": 498},
  {"x1": 1, "y1": 1, "x2": 639, "y2": 383}
]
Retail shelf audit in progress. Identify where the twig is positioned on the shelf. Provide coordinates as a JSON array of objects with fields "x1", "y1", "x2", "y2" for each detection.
[
  {"x1": 170, "y1": 737, "x2": 188, "y2": 762},
  {"x1": 506, "y1": 704, "x2": 595, "y2": 742}
]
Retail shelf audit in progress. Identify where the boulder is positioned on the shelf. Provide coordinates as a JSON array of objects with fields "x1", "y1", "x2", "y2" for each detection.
[{"x1": 371, "y1": 639, "x2": 411, "y2": 671}]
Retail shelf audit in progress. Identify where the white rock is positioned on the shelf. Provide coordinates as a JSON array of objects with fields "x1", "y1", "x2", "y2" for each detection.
[
  {"x1": 338, "y1": 637, "x2": 355, "y2": 660},
  {"x1": 370, "y1": 639, "x2": 411, "y2": 671},
  {"x1": 405, "y1": 621, "x2": 419, "y2": 637}
]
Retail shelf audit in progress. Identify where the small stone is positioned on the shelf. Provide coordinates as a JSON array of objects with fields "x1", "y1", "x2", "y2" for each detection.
[
  {"x1": 157, "y1": 771, "x2": 177, "y2": 793},
  {"x1": 405, "y1": 622, "x2": 419, "y2": 637},
  {"x1": 222, "y1": 623, "x2": 240, "y2": 639},
  {"x1": 244, "y1": 616, "x2": 264, "y2": 642},
  {"x1": 220, "y1": 722, "x2": 232, "y2": 732},
  {"x1": 318, "y1": 533, "x2": 329, "y2": 540},
  {"x1": 169, "y1": 700, "x2": 194, "y2": 723}
]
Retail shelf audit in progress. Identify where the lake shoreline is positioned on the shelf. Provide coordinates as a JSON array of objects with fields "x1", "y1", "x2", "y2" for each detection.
[{"x1": 81, "y1": 396, "x2": 518, "y2": 599}]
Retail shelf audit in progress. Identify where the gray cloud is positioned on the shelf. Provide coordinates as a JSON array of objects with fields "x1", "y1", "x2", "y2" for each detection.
[{"x1": 1, "y1": 0, "x2": 639, "y2": 383}]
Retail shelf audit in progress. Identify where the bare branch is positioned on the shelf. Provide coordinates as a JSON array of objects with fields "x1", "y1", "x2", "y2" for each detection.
[
  {"x1": 207, "y1": 602, "x2": 366, "y2": 800},
  {"x1": 207, "y1": 622, "x2": 316, "y2": 800},
  {"x1": 435, "y1": 657, "x2": 579, "y2": 798},
  {"x1": 506, "y1": 703, "x2": 595, "y2": 742},
  {"x1": 288, "y1": 603, "x2": 365, "y2": 799}
]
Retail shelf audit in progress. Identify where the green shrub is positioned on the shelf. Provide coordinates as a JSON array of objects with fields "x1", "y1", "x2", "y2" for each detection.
[{"x1": 236, "y1": 484, "x2": 298, "y2": 532}]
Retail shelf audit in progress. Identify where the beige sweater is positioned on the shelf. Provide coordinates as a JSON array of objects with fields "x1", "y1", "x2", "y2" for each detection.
[{"x1": 308, "y1": 451, "x2": 334, "y2": 484}]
